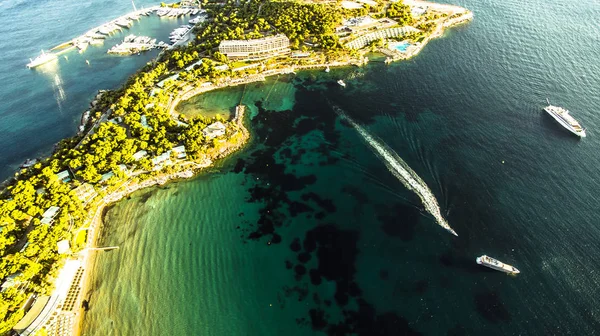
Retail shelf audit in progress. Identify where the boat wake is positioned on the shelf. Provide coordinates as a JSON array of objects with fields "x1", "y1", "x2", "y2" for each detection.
[{"x1": 333, "y1": 106, "x2": 458, "y2": 236}]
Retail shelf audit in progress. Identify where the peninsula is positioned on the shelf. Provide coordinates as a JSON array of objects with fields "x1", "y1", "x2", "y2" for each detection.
[{"x1": 0, "y1": 0, "x2": 471, "y2": 335}]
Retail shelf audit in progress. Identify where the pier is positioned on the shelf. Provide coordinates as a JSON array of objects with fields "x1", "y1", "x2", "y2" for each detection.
[
  {"x1": 47, "y1": 4, "x2": 202, "y2": 56},
  {"x1": 50, "y1": 7, "x2": 158, "y2": 53},
  {"x1": 108, "y1": 35, "x2": 168, "y2": 54}
]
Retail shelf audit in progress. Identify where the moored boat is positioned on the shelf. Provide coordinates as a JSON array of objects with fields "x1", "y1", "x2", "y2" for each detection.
[
  {"x1": 27, "y1": 50, "x2": 57, "y2": 68},
  {"x1": 20, "y1": 159, "x2": 38, "y2": 168},
  {"x1": 544, "y1": 99, "x2": 586, "y2": 137},
  {"x1": 337, "y1": 79, "x2": 346, "y2": 87},
  {"x1": 476, "y1": 255, "x2": 520, "y2": 274}
]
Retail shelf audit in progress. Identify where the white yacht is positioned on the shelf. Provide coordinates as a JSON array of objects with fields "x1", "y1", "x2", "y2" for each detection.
[
  {"x1": 337, "y1": 79, "x2": 346, "y2": 87},
  {"x1": 476, "y1": 255, "x2": 520, "y2": 274},
  {"x1": 544, "y1": 99, "x2": 586, "y2": 137},
  {"x1": 27, "y1": 50, "x2": 57, "y2": 68}
]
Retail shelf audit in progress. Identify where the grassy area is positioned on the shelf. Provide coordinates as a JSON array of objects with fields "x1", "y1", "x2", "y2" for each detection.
[
  {"x1": 230, "y1": 61, "x2": 250, "y2": 69},
  {"x1": 75, "y1": 230, "x2": 87, "y2": 249}
]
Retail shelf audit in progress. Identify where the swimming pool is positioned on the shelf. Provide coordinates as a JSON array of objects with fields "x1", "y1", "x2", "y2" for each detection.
[{"x1": 394, "y1": 42, "x2": 410, "y2": 52}]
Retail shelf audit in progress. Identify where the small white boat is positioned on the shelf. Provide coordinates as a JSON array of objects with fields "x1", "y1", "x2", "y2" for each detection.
[
  {"x1": 325, "y1": 66, "x2": 330, "y2": 73},
  {"x1": 337, "y1": 79, "x2": 346, "y2": 87},
  {"x1": 20, "y1": 159, "x2": 38, "y2": 168}
]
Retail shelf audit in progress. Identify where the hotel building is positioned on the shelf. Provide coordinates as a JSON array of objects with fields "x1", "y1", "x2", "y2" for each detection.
[{"x1": 218, "y1": 34, "x2": 291, "y2": 61}]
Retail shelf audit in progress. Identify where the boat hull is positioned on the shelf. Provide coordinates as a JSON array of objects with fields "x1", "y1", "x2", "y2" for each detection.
[
  {"x1": 476, "y1": 255, "x2": 520, "y2": 274},
  {"x1": 544, "y1": 107, "x2": 586, "y2": 137}
]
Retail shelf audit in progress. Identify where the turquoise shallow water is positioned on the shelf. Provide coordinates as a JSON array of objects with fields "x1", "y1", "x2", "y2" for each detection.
[{"x1": 2, "y1": 0, "x2": 600, "y2": 334}]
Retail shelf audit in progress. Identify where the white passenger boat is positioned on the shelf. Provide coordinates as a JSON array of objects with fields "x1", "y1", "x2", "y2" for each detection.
[
  {"x1": 476, "y1": 255, "x2": 520, "y2": 274},
  {"x1": 544, "y1": 99, "x2": 586, "y2": 137},
  {"x1": 27, "y1": 50, "x2": 57, "y2": 68}
]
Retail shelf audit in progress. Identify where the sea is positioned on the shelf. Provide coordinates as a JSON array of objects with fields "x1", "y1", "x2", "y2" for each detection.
[{"x1": 1, "y1": 0, "x2": 600, "y2": 335}]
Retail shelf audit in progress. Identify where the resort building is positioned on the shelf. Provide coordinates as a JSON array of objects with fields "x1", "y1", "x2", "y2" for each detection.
[
  {"x1": 156, "y1": 73, "x2": 180, "y2": 88},
  {"x1": 218, "y1": 34, "x2": 291, "y2": 61},
  {"x1": 41, "y1": 206, "x2": 60, "y2": 225},
  {"x1": 340, "y1": 1, "x2": 363, "y2": 9},
  {"x1": 73, "y1": 183, "x2": 97, "y2": 204},
  {"x1": 151, "y1": 151, "x2": 173, "y2": 170},
  {"x1": 356, "y1": 0, "x2": 378, "y2": 6},
  {"x1": 202, "y1": 122, "x2": 227, "y2": 138},
  {"x1": 345, "y1": 26, "x2": 421, "y2": 49},
  {"x1": 411, "y1": 5, "x2": 427, "y2": 17},
  {"x1": 99, "y1": 171, "x2": 115, "y2": 184},
  {"x1": 55, "y1": 170, "x2": 71, "y2": 183},
  {"x1": 172, "y1": 145, "x2": 187, "y2": 159},
  {"x1": 140, "y1": 115, "x2": 153, "y2": 130},
  {"x1": 291, "y1": 51, "x2": 311, "y2": 58},
  {"x1": 339, "y1": 16, "x2": 397, "y2": 34},
  {"x1": 1, "y1": 272, "x2": 23, "y2": 292},
  {"x1": 57, "y1": 240, "x2": 70, "y2": 254},
  {"x1": 132, "y1": 150, "x2": 148, "y2": 161}
]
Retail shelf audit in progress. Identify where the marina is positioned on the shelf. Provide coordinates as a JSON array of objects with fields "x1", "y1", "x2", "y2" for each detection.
[
  {"x1": 29, "y1": 3, "x2": 203, "y2": 65},
  {"x1": 50, "y1": 6, "x2": 158, "y2": 55},
  {"x1": 169, "y1": 25, "x2": 193, "y2": 44},
  {"x1": 108, "y1": 35, "x2": 167, "y2": 55}
]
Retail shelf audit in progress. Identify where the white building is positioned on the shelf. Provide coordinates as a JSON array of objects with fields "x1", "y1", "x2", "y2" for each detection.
[
  {"x1": 41, "y1": 206, "x2": 60, "y2": 225},
  {"x1": 73, "y1": 183, "x2": 97, "y2": 204},
  {"x1": 140, "y1": 115, "x2": 153, "y2": 130},
  {"x1": 172, "y1": 145, "x2": 187, "y2": 159},
  {"x1": 202, "y1": 122, "x2": 226, "y2": 139},
  {"x1": 57, "y1": 240, "x2": 70, "y2": 254},
  {"x1": 132, "y1": 150, "x2": 148, "y2": 161},
  {"x1": 55, "y1": 170, "x2": 71, "y2": 183},
  {"x1": 411, "y1": 6, "x2": 427, "y2": 17},
  {"x1": 345, "y1": 26, "x2": 421, "y2": 49},
  {"x1": 218, "y1": 34, "x2": 291, "y2": 61},
  {"x1": 1, "y1": 272, "x2": 23, "y2": 292},
  {"x1": 151, "y1": 151, "x2": 173, "y2": 170},
  {"x1": 99, "y1": 171, "x2": 115, "y2": 184}
]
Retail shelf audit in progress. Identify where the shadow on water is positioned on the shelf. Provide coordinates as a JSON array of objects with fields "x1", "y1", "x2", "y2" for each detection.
[{"x1": 233, "y1": 85, "x2": 427, "y2": 334}]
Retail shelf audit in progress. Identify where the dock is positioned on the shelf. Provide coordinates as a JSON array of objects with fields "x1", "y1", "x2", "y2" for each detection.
[
  {"x1": 36, "y1": 4, "x2": 203, "y2": 62},
  {"x1": 49, "y1": 7, "x2": 158, "y2": 53},
  {"x1": 108, "y1": 35, "x2": 168, "y2": 54}
]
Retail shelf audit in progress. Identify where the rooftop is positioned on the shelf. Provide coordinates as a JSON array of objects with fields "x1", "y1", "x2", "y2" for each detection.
[
  {"x1": 172, "y1": 145, "x2": 187, "y2": 159},
  {"x1": 99, "y1": 171, "x2": 115, "y2": 183},
  {"x1": 219, "y1": 34, "x2": 289, "y2": 47},
  {"x1": 151, "y1": 151, "x2": 172, "y2": 165},
  {"x1": 56, "y1": 170, "x2": 70, "y2": 182},
  {"x1": 42, "y1": 206, "x2": 60, "y2": 219},
  {"x1": 202, "y1": 122, "x2": 227, "y2": 138},
  {"x1": 132, "y1": 150, "x2": 148, "y2": 161}
]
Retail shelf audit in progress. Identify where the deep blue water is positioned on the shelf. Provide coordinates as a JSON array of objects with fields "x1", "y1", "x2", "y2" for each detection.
[{"x1": 2, "y1": 0, "x2": 600, "y2": 335}]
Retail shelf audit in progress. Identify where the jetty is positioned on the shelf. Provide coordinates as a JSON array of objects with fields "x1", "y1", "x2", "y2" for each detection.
[
  {"x1": 50, "y1": 7, "x2": 158, "y2": 54},
  {"x1": 32, "y1": 2, "x2": 203, "y2": 62},
  {"x1": 108, "y1": 35, "x2": 167, "y2": 54}
]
